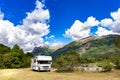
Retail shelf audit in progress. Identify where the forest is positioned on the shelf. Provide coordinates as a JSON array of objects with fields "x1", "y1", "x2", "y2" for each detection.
[{"x1": 0, "y1": 44, "x2": 33, "y2": 68}]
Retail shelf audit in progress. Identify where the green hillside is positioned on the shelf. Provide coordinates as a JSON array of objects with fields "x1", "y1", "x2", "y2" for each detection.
[{"x1": 52, "y1": 35, "x2": 120, "y2": 60}]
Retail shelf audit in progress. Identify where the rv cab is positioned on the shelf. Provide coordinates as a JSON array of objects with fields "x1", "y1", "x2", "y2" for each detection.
[{"x1": 31, "y1": 55, "x2": 52, "y2": 72}]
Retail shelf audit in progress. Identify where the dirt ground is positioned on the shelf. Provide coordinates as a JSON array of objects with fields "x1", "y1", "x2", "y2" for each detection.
[{"x1": 0, "y1": 68, "x2": 120, "y2": 80}]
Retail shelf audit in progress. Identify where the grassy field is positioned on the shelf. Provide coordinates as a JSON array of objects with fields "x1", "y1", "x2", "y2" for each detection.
[{"x1": 0, "y1": 68, "x2": 120, "y2": 80}]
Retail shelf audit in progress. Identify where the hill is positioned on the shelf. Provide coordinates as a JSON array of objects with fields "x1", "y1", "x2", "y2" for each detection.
[
  {"x1": 52, "y1": 34, "x2": 120, "y2": 59},
  {"x1": 32, "y1": 46, "x2": 56, "y2": 56}
]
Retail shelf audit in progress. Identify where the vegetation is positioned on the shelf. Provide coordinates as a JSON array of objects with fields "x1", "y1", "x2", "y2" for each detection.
[
  {"x1": 52, "y1": 35, "x2": 120, "y2": 72},
  {"x1": 53, "y1": 50, "x2": 80, "y2": 72},
  {"x1": 112, "y1": 57, "x2": 120, "y2": 69},
  {"x1": 52, "y1": 41, "x2": 82, "y2": 60},
  {"x1": 1, "y1": 34, "x2": 120, "y2": 72},
  {"x1": 0, "y1": 44, "x2": 33, "y2": 69},
  {"x1": 112, "y1": 37, "x2": 120, "y2": 69},
  {"x1": 52, "y1": 35, "x2": 120, "y2": 59},
  {"x1": 98, "y1": 60, "x2": 113, "y2": 72},
  {"x1": 23, "y1": 52, "x2": 33, "y2": 68}
]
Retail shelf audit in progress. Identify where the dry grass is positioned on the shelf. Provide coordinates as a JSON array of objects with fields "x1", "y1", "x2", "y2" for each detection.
[
  {"x1": 0, "y1": 68, "x2": 120, "y2": 80},
  {"x1": 0, "y1": 69, "x2": 17, "y2": 73}
]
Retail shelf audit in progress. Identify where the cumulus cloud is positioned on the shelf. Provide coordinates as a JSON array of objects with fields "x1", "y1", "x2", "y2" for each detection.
[
  {"x1": 101, "y1": 8, "x2": 120, "y2": 33},
  {"x1": 64, "y1": 8, "x2": 120, "y2": 40},
  {"x1": 51, "y1": 41, "x2": 63, "y2": 47},
  {"x1": 21, "y1": 0, "x2": 50, "y2": 37},
  {"x1": 101, "y1": 18, "x2": 113, "y2": 27},
  {"x1": 44, "y1": 40, "x2": 63, "y2": 47},
  {"x1": 24, "y1": 1, "x2": 49, "y2": 24},
  {"x1": 0, "y1": 0, "x2": 50, "y2": 52},
  {"x1": 44, "y1": 41, "x2": 50, "y2": 45},
  {"x1": 111, "y1": 8, "x2": 120, "y2": 20},
  {"x1": 44, "y1": 35, "x2": 63, "y2": 47},
  {"x1": 95, "y1": 27, "x2": 114, "y2": 36},
  {"x1": 64, "y1": 16, "x2": 99, "y2": 40}
]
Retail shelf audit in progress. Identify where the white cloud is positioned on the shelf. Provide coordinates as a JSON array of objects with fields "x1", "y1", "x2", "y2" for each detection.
[
  {"x1": 22, "y1": 38, "x2": 44, "y2": 52},
  {"x1": 44, "y1": 41, "x2": 50, "y2": 45},
  {"x1": 108, "y1": 20, "x2": 120, "y2": 33},
  {"x1": 111, "y1": 8, "x2": 120, "y2": 20},
  {"x1": 44, "y1": 35, "x2": 63, "y2": 47},
  {"x1": 0, "y1": 0, "x2": 50, "y2": 52},
  {"x1": 24, "y1": 0, "x2": 49, "y2": 24},
  {"x1": 64, "y1": 16, "x2": 99, "y2": 40},
  {"x1": 84, "y1": 16, "x2": 100, "y2": 28},
  {"x1": 101, "y1": 18, "x2": 113, "y2": 27},
  {"x1": 64, "y1": 8, "x2": 120, "y2": 40},
  {"x1": 95, "y1": 27, "x2": 114, "y2": 36},
  {"x1": 21, "y1": 0, "x2": 50, "y2": 37},
  {"x1": 49, "y1": 35, "x2": 55, "y2": 39},
  {"x1": 101, "y1": 8, "x2": 120, "y2": 33},
  {"x1": 45, "y1": 35, "x2": 55, "y2": 40},
  {"x1": 51, "y1": 41, "x2": 63, "y2": 47}
]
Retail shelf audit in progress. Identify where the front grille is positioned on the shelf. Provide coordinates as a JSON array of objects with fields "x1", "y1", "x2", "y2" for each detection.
[{"x1": 43, "y1": 66, "x2": 49, "y2": 69}]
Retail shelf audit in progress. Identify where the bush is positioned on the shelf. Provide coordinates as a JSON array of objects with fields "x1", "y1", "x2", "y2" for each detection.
[
  {"x1": 54, "y1": 50, "x2": 80, "y2": 72},
  {"x1": 98, "y1": 60, "x2": 113, "y2": 72},
  {"x1": 112, "y1": 57, "x2": 120, "y2": 69}
]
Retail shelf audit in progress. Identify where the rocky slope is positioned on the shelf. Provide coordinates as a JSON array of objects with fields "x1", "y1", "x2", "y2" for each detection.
[
  {"x1": 32, "y1": 34, "x2": 120, "y2": 59},
  {"x1": 52, "y1": 34, "x2": 120, "y2": 59}
]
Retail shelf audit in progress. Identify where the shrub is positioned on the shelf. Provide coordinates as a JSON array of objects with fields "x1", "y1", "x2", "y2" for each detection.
[
  {"x1": 54, "y1": 50, "x2": 80, "y2": 72},
  {"x1": 98, "y1": 60, "x2": 113, "y2": 72},
  {"x1": 112, "y1": 57, "x2": 120, "y2": 69}
]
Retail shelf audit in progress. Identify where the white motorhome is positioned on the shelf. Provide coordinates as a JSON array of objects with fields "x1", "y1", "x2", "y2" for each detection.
[{"x1": 31, "y1": 55, "x2": 52, "y2": 72}]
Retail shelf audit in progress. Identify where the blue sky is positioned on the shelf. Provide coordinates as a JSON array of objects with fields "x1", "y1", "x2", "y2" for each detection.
[{"x1": 0, "y1": 0, "x2": 120, "y2": 52}]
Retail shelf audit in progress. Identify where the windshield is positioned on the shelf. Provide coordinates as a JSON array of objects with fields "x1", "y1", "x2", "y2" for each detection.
[{"x1": 37, "y1": 61, "x2": 51, "y2": 64}]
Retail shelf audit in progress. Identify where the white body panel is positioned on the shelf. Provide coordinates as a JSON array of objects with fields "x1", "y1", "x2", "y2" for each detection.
[{"x1": 31, "y1": 55, "x2": 52, "y2": 71}]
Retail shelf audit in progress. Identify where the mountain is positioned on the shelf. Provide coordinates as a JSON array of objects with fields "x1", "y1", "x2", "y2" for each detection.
[
  {"x1": 52, "y1": 34, "x2": 120, "y2": 59},
  {"x1": 32, "y1": 45, "x2": 60, "y2": 56},
  {"x1": 31, "y1": 35, "x2": 120, "y2": 60}
]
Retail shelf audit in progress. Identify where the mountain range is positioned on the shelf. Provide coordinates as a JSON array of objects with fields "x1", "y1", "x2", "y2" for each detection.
[{"x1": 32, "y1": 34, "x2": 120, "y2": 59}]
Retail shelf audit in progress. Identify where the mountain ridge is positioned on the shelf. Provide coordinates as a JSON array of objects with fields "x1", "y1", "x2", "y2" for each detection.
[
  {"x1": 51, "y1": 34, "x2": 120, "y2": 59},
  {"x1": 32, "y1": 34, "x2": 120, "y2": 60}
]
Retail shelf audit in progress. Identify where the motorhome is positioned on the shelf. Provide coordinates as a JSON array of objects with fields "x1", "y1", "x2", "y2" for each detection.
[{"x1": 31, "y1": 55, "x2": 52, "y2": 72}]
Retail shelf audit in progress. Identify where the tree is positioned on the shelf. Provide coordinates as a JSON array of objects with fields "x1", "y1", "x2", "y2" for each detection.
[
  {"x1": 0, "y1": 44, "x2": 33, "y2": 69},
  {"x1": 87, "y1": 57, "x2": 96, "y2": 63},
  {"x1": 23, "y1": 52, "x2": 33, "y2": 67},
  {"x1": 10, "y1": 44, "x2": 25, "y2": 68},
  {"x1": 0, "y1": 53, "x2": 4, "y2": 68},
  {"x1": 0, "y1": 44, "x2": 10, "y2": 54},
  {"x1": 98, "y1": 60, "x2": 113, "y2": 72},
  {"x1": 113, "y1": 37, "x2": 120, "y2": 54},
  {"x1": 113, "y1": 37, "x2": 120, "y2": 48},
  {"x1": 54, "y1": 50, "x2": 80, "y2": 72},
  {"x1": 3, "y1": 52, "x2": 13, "y2": 68},
  {"x1": 11, "y1": 44, "x2": 24, "y2": 58},
  {"x1": 113, "y1": 57, "x2": 120, "y2": 69},
  {"x1": 0, "y1": 44, "x2": 11, "y2": 68}
]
